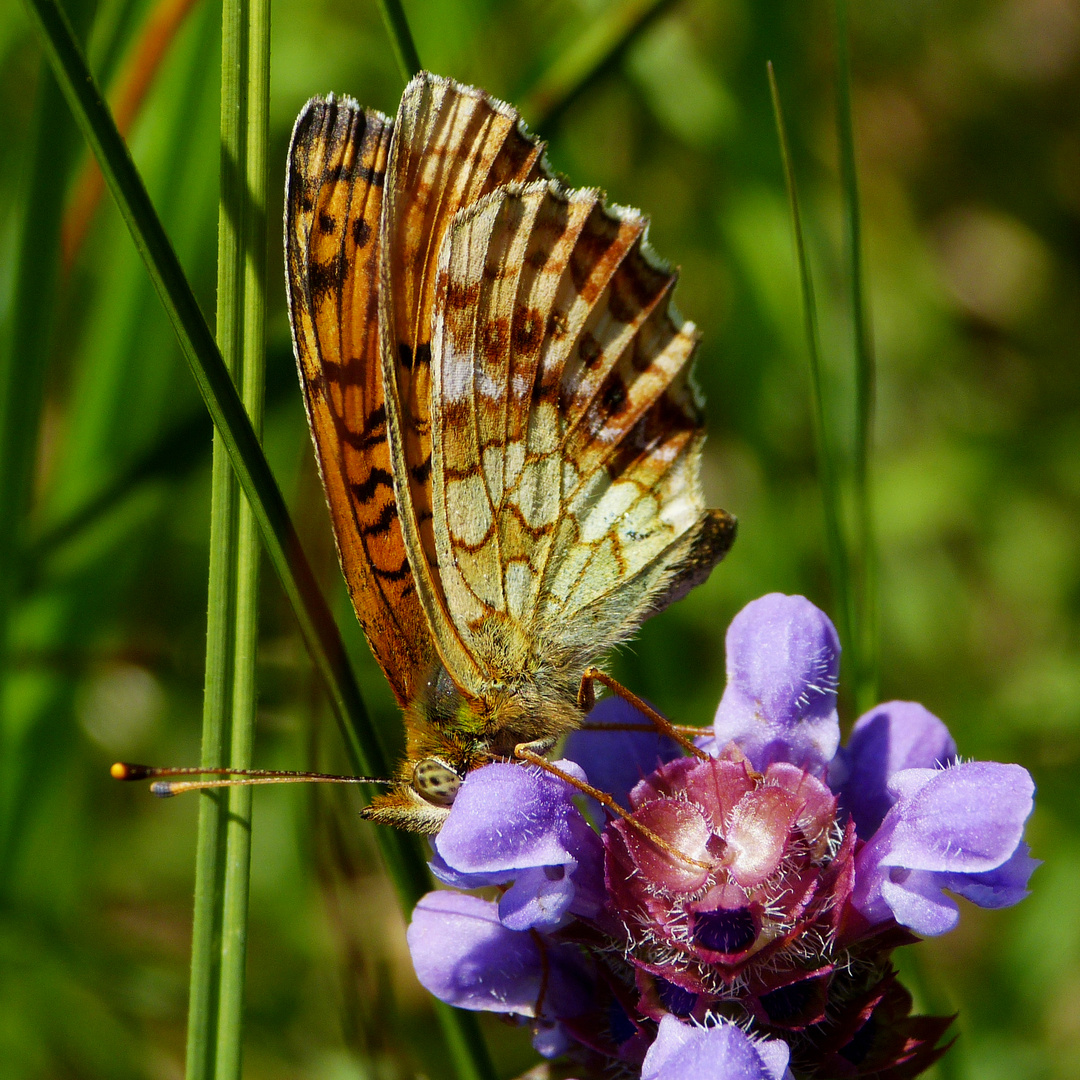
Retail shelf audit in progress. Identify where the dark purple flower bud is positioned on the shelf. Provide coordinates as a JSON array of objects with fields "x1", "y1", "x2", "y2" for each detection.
[
  {"x1": 711, "y1": 594, "x2": 841, "y2": 774},
  {"x1": 563, "y1": 696, "x2": 682, "y2": 811},
  {"x1": 605, "y1": 753, "x2": 853, "y2": 1003},
  {"x1": 641, "y1": 1016, "x2": 794, "y2": 1080},
  {"x1": 853, "y1": 761, "x2": 1037, "y2": 936},
  {"x1": 434, "y1": 761, "x2": 605, "y2": 929},
  {"x1": 832, "y1": 701, "x2": 957, "y2": 836},
  {"x1": 406, "y1": 891, "x2": 593, "y2": 1019}
]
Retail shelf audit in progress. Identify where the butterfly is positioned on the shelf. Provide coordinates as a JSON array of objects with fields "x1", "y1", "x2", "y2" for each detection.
[{"x1": 283, "y1": 71, "x2": 735, "y2": 833}]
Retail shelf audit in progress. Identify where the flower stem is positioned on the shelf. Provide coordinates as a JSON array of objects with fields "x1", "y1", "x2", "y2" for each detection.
[{"x1": 834, "y1": 0, "x2": 879, "y2": 715}]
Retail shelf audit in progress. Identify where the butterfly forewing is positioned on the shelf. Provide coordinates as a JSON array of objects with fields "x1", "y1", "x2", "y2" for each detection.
[
  {"x1": 377, "y1": 74, "x2": 548, "y2": 694},
  {"x1": 286, "y1": 97, "x2": 434, "y2": 705}
]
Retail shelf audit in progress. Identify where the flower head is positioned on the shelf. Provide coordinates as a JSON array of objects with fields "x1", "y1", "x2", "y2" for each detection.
[{"x1": 406, "y1": 594, "x2": 1037, "y2": 1080}]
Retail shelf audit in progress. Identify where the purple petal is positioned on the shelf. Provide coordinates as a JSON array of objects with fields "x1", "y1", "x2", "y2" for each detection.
[
  {"x1": 642, "y1": 1016, "x2": 793, "y2": 1080},
  {"x1": 943, "y1": 843, "x2": 1039, "y2": 909},
  {"x1": 885, "y1": 762, "x2": 1034, "y2": 874},
  {"x1": 532, "y1": 1020, "x2": 574, "y2": 1059},
  {"x1": 879, "y1": 867, "x2": 962, "y2": 936},
  {"x1": 407, "y1": 891, "x2": 594, "y2": 1019},
  {"x1": 563, "y1": 696, "x2": 683, "y2": 809},
  {"x1": 407, "y1": 892, "x2": 545, "y2": 1014},
  {"x1": 712, "y1": 594, "x2": 841, "y2": 774},
  {"x1": 499, "y1": 865, "x2": 577, "y2": 931},
  {"x1": 564, "y1": 814, "x2": 607, "y2": 920},
  {"x1": 835, "y1": 701, "x2": 957, "y2": 837},
  {"x1": 427, "y1": 847, "x2": 509, "y2": 890},
  {"x1": 436, "y1": 762, "x2": 585, "y2": 874},
  {"x1": 434, "y1": 761, "x2": 606, "y2": 932}
]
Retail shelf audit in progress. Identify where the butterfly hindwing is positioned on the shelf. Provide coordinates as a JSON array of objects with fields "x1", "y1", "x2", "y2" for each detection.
[
  {"x1": 286, "y1": 96, "x2": 434, "y2": 705},
  {"x1": 429, "y1": 181, "x2": 736, "y2": 684}
]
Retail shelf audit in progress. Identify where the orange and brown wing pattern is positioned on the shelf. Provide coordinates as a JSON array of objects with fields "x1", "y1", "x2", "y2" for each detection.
[
  {"x1": 378, "y1": 73, "x2": 545, "y2": 571},
  {"x1": 286, "y1": 96, "x2": 434, "y2": 705},
  {"x1": 429, "y1": 181, "x2": 735, "y2": 679},
  {"x1": 376, "y1": 73, "x2": 549, "y2": 693}
]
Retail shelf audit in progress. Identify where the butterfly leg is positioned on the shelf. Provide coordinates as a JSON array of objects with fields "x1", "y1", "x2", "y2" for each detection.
[
  {"x1": 577, "y1": 667, "x2": 708, "y2": 760},
  {"x1": 512, "y1": 743, "x2": 710, "y2": 871},
  {"x1": 513, "y1": 736, "x2": 558, "y2": 759}
]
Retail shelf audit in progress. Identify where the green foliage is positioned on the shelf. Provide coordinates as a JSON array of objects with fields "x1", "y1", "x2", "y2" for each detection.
[{"x1": 1, "y1": 0, "x2": 1077, "y2": 1077}]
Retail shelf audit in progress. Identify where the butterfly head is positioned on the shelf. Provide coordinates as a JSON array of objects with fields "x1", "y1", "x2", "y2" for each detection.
[
  {"x1": 357, "y1": 663, "x2": 486, "y2": 832},
  {"x1": 358, "y1": 660, "x2": 580, "y2": 833}
]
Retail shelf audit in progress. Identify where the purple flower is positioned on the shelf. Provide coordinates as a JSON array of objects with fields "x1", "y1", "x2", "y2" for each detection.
[
  {"x1": 407, "y1": 891, "x2": 593, "y2": 1021},
  {"x1": 710, "y1": 593, "x2": 841, "y2": 774},
  {"x1": 404, "y1": 594, "x2": 1037, "y2": 1080},
  {"x1": 831, "y1": 700, "x2": 957, "y2": 836},
  {"x1": 641, "y1": 1016, "x2": 794, "y2": 1080},
  {"x1": 851, "y1": 761, "x2": 1037, "y2": 936}
]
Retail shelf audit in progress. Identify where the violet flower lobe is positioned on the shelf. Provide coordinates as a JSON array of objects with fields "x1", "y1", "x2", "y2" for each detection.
[
  {"x1": 405, "y1": 593, "x2": 1037, "y2": 1080},
  {"x1": 641, "y1": 1016, "x2": 795, "y2": 1080}
]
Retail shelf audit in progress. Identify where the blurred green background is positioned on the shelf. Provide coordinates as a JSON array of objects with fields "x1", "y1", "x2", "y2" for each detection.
[{"x1": 1, "y1": 0, "x2": 1078, "y2": 1076}]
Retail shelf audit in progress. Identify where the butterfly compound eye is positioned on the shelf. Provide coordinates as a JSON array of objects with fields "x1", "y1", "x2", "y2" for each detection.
[{"x1": 411, "y1": 758, "x2": 463, "y2": 807}]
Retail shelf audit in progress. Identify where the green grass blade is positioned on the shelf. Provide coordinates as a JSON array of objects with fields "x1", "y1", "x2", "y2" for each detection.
[
  {"x1": 375, "y1": 0, "x2": 420, "y2": 82},
  {"x1": 767, "y1": 61, "x2": 855, "y2": 667},
  {"x1": 216, "y1": 0, "x2": 270, "y2": 1065},
  {"x1": 833, "y1": 0, "x2": 878, "y2": 714},
  {"x1": 520, "y1": 0, "x2": 678, "y2": 129},
  {"x1": 185, "y1": 0, "x2": 270, "y2": 1074},
  {"x1": 0, "y1": 0, "x2": 94, "y2": 879},
  {"x1": 23, "y1": 5, "x2": 495, "y2": 1077}
]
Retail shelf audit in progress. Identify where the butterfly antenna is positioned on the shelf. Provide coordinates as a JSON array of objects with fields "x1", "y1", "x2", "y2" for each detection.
[{"x1": 110, "y1": 763, "x2": 394, "y2": 798}]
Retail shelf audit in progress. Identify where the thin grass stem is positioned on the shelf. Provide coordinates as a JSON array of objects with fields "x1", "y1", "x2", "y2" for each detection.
[
  {"x1": 375, "y1": 0, "x2": 421, "y2": 83},
  {"x1": 215, "y1": 0, "x2": 270, "y2": 1065},
  {"x1": 767, "y1": 61, "x2": 855, "y2": 668},
  {"x1": 185, "y1": 0, "x2": 268, "y2": 1073},
  {"x1": 520, "y1": 0, "x2": 677, "y2": 129},
  {"x1": 834, "y1": 0, "x2": 879, "y2": 714},
  {"x1": 24, "y1": 5, "x2": 495, "y2": 1076}
]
